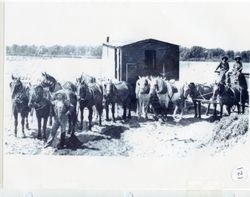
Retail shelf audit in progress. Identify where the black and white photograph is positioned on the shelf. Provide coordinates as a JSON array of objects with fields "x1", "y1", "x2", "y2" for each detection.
[{"x1": 4, "y1": 1, "x2": 250, "y2": 158}]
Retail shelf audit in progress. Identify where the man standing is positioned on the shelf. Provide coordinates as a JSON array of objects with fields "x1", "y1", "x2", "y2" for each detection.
[
  {"x1": 44, "y1": 90, "x2": 74, "y2": 149},
  {"x1": 232, "y1": 56, "x2": 243, "y2": 84},
  {"x1": 215, "y1": 56, "x2": 229, "y2": 84}
]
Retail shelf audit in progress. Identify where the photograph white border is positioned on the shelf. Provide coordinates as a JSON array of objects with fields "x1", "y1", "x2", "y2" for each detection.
[{"x1": 2, "y1": 0, "x2": 250, "y2": 191}]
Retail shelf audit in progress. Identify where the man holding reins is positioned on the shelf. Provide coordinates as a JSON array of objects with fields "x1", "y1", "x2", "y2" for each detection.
[{"x1": 215, "y1": 55, "x2": 230, "y2": 84}]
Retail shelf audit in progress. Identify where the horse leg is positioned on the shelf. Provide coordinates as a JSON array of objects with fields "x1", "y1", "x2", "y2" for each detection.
[
  {"x1": 241, "y1": 92, "x2": 246, "y2": 114},
  {"x1": 71, "y1": 112, "x2": 77, "y2": 135},
  {"x1": 80, "y1": 107, "x2": 84, "y2": 130},
  {"x1": 137, "y1": 100, "x2": 142, "y2": 119},
  {"x1": 242, "y1": 103, "x2": 245, "y2": 114},
  {"x1": 96, "y1": 104, "x2": 103, "y2": 126},
  {"x1": 173, "y1": 105, "x2": 178, "y2": 121},
  {"x1": 198, "y1": 101, "x2": 201, "y2": 119},
  {"x1": 128, "y1": 101, "x2": 131, "y2": 119},
  {"x1": 220, "y1": 104, "x2": 223, "y2": 117},
  {"x1": 206, "y1": 103, "x2": 210, "y2": 116},
  {"x1": 49, "y1": 105, "x2": 53, "y2": 126},
  {"x1": 112, "y1": 103, "x2": 116, "y2": 122},
  {"x1": 105, "y1": 103, "x2": 110, "y2": 121},
  {"x1": 43, "y1": 117, "x2": 48, "y2": 142},
  {"x1": 37, "y1": 116, "x2": 42, "y2": 139},
  {"x1": 14, "y1": 112, "x2": 18, "y2": 137},
  {"x1": 21, "y1": 115, "x2": 26, "y2": 138},
  {"x1": 226, "y1": 105, "x2": 231, "y2": 116},
  {"x1": 122, "y1": 103, "x2": 127, "y2": 120},
  {"x1": 68, "y1": 115, "x2": 72, "y2": 134},
  {"x1": 213, "y1": 103, "x2": 217, "y2": 118},
  {"x1": 88, "y1": 107, "x2": 93, "y2": 130},
  {"x1": 193, "y1": 101, "x2": 197, "y2": 118},
  {"x1": 26, "y1": 114, "x2": 30, "y2": 130},
  {"x1": 236, "y1": 104, "x2": 241, "y2": 114},
  {"x1": 145, "y1": 102, "x2": 149, "y2": 120},
  {"x1": 49, "y1": 115, "x2": 53, "y2": 126}
]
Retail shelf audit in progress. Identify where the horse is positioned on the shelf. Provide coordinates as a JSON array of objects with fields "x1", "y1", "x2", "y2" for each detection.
[
  {"x1": 10, "y1": 76, "x2": 30, "y2": 137},
  {"x1": 40, "y1": 72, "x2": 62, "y2": 92},
  {"x1": 229, "y1": 72, "x2": 248, "y2": 113},
  {"x1": 76, "y1": 73, "x2": 96, "y2": 84},
  {"x1": 135, "y1": 76, "x2": 151, "y2": 119},
  {"x1": 40, "y1": 72, "x2": 78, "y2": 135},
  {"x1": 102, "y1": 80, "x2": 132, "y2": 122},
  {"x1": 77, "y1": 80, "x2": 103, "y2": 130},
  {"x1": 28, "y1": 85, "x2": 51, "y2": 141},
  {"x1": 211, "y1": 82, "x2": 241, "y2": 117},
  {"x1": 183, "y1": 82, "x2": 214, "y2": 118},
  {"x1": 149, "y1": 77, "x2": 186, "y2": 121}
]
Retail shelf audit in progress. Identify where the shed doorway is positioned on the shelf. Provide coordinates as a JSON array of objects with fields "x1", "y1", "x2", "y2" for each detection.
[{"x1": 144, "y1": 50, "x2": 156, "y2": 68}]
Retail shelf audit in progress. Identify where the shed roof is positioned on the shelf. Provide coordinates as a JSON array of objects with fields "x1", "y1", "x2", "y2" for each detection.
[{"x1": 103, "y1": 38, "x2": 179, "y2": 48}]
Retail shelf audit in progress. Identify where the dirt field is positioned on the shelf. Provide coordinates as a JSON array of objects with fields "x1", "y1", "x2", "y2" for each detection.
[{"x1": 4, "y1": 106, "x2": 249, "y2": 157}]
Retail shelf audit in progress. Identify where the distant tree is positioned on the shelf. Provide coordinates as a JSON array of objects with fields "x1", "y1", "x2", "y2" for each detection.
[
  {"x1": 89, "y1": 46, "x2": 102, "y2": 57},
  {"x1": 78, "y1": 46, "x2": 86, "y2": 56},
  {"x1": 189, "y1": 46, "x2": 205, "y2": 59},
  {"x1": 63, "y1": 45, "x2": 76, "y2": 56},
  {"x1": 37, "y1": 45, "x2": 49, "y2": 56},
  {"x1": 48, "y1": 45, "x2": 63, "y2": 56},
  {"x1": 240, "y1": 51, "x2": 250, "y2": 62},
  {"x1": 180, "y1": 47, "x2": 191, "y2": 60},
  {"x1": 226, "y1": 50, "x2": 234, "y2": 60},
  {"x1": 210, "y1": 48, "x2": 225, "y2": 59}
]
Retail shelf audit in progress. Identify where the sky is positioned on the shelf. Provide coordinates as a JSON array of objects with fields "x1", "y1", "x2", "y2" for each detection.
[{"x1": 4, "y1": 1, "x2": 250, "y2": 51}]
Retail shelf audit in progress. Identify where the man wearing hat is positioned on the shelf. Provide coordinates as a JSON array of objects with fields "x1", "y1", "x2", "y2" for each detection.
[
  {"x1": 44, "y1": 89, "x2": 74, "y2": 149},
  {"x1": 215, "y1": 55, "x2": 229, "y2": 84},
  {"x1": 232, "y1": 56, "x2": 243, "y2": 84}
]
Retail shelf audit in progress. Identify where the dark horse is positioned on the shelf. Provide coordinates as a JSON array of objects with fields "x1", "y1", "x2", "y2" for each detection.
[
  {"x1": 28, "y1": 85, "x2": 51, "y2": 141},
  {"x1": 40, "y1": 72, "x2": 78, "y2": 135},
  {"x1": 211, "y1": 82, "x2": 241, "y2": 117},
  {"x1": 229, "y1": 72, "x2": 248, "y2": 113},
  {"x1": 10, "y1": 76, "x2": 30, "y2": 137},
  {"x1": 103, "y1": 80, "x2": 132, "y2": 122},
  {"x1": 76, "y1": 79, "x2": 103, "y2": 130},
  {"x1": 183, "y1": 82, "x2": 214, "y2": 118}
]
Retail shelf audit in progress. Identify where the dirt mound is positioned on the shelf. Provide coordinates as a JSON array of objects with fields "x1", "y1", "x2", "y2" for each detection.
[{"x1": 210, "y1": 112, "x2": 249, "y2": 153}]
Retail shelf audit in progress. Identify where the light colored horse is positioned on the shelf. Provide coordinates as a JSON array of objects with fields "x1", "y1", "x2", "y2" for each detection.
[
  {"x1": 135, "y1": 76, "x2": 151, "y2": 119},
  {"x1": 149, "y1": 77, "x2": 186, "y2": 121}
]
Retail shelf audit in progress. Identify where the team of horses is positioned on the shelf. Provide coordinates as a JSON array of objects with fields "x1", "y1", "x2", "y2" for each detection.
[{"x1": 10, "y1": 71, "x2": 248, "y2": 142}]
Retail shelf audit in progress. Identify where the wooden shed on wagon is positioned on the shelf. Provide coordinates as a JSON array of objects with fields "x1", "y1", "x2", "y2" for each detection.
[{"x1": 102, "y1": 38, "x2": 179, "y2": 88}]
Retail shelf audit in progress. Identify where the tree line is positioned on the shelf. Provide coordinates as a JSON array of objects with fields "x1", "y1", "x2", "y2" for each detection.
[
  {"x1": 180, "y1": 46, "x2": 250, "y2": 62},
  {"x1": 6, "y1": 44, "x2": 250, "y2": 62},
  {"x1": 6, "y1": 44, "x2": 103, "y2": 58}
]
